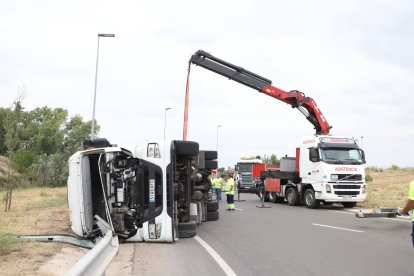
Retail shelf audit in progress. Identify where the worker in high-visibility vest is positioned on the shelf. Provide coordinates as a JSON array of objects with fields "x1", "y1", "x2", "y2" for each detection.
[
  {"x1": 214, "y1": 175, "x2": 222, "y2": 201},
  {"x1": 399, "y1": 179, "x2": 414, "y2": 247},
  {"x1": 225, "y1": 172, "x2": 235, "y2": 210}
]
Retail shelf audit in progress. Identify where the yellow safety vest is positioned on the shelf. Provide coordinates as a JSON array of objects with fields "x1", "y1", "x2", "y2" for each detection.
[
  {"x1": 214, "y1": 178, "x2": 222, "y2": 189},
  {"x1": 409, "y1": 180, "x2": 414, "y2": 221},
  {"x1": 226, "y1": 178, "x2": 235, "y2": 195}
]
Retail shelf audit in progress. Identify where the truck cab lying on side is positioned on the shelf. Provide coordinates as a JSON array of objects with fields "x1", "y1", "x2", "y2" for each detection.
[{"x1": 67, "y1": 138, "x2": 219, "y2": 243}]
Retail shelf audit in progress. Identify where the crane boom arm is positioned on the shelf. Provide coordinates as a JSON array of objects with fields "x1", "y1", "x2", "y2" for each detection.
[{"x1": 189, "y1": 50, "x2": 331, "y2": 135}]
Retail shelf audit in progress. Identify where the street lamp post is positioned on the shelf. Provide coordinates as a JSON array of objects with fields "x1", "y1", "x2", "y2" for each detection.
[
  {"x1": 216, "y1": 124, "x2": 222, "y2": 151},
  {"x1": 164, "y1": 107, "x2": 171, "y2": 141},
  {"x1": 91, "y1": 33, "x2": 115, "y2": 139}
]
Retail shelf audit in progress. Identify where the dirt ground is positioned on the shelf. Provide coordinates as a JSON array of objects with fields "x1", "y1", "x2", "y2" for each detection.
[
  {"x1": 0, "y1": 187, "x2": 79, "y2": 275},
  {"x1": 0, "y1": 187, "x2": 135, "y2": 275}
]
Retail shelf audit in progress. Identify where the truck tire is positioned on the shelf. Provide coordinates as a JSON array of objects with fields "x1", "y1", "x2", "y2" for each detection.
[
  {"x1": 207, "y1": 211, "x2": 219, "y2": 221},
  {"x1": 286, "y1": 187, "x2": 300, "y2": 206},
  {"x1": 192, "y1": 191, "x2": 203, "y2": 201},
  {"x1": 272, "y1": 195, "x2": 284, "y2": 203},
  {"x1": 267, "y1": 192, "x2": 275, "y2": 202},
  {"x1": 207, "y1": 201, "x2": 219, "y2": 212},
  {"x1": 205, "y1": 160, "x2": 218, "y2": 169},
  {"x1": 178, "y1": 221, "x2": 197, "y2": 238},
  {"x1": 342, "y1": 202, "x2": 357, "y2": 208},
  {"x1": 174, "y1": 141, "x2": 199, "y2": 157},
  {"x1": 203, "y1": 150, "x2": 218, "y2": 160},
  {"x1": 304, "y1": 189, "x2": 320, "y2": 209}
]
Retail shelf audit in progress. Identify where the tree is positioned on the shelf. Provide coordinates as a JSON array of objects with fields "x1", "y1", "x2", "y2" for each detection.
[
  {"x1": 62, "y1": 115, "x2": 97, "y2": 157},
  {"x1": 264, "y1": 154, "x2": 280, "y2": 166},
  {"x1": 0, "y1": 108, "x2": 11, "y2": 155},
  {"x1": 0, "y1": 90, "x2": 99, "y2": 188},
  {"x1": 29, "y1": 114, "x2": 98, "y2": 186},
  {"x1": 19, "y1": 107, "x2": 67, "y2": 156},
  {"x1": 3, "y1": 93, "x2": 25, "y2": 211}
]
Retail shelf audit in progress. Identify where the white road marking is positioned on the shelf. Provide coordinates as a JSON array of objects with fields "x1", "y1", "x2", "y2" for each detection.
[
  {"x1": 328, "y1": 210, "x2": 354, "y2": 215},
  {"x1": 234, "y1": 208, "x2": 243, "y2": 211},
  {"x1": 194, "y1": 235, "x2": 237, "y2": 276},
  {"x1": 312, "y1": 223, "x2": 364, "y2": 233},
  {"x1": 383, "y1": 217, "x2": 412, "y2": 222}
]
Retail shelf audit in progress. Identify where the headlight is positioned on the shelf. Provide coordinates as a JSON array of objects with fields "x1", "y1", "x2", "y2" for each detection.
[
  {"x1": 326, "y1": 184, "x2": 331, "y2": 193},
  {"x1": 331, "y1": 174, "x2": 338, "y2": 181},
  {"x1": 148, "y1": 143, "x2": 161, "y2": 158},
  {"x1": 362, "y1": 185, "x2": 366, "y2": 194},
  {"x1": 154, "y1": 144, "x2": 161, "y2": 158}
]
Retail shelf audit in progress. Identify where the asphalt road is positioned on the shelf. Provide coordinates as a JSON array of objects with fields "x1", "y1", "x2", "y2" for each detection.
[{"x1": 132, "y1": 194, "x2": 414, "y2": 276}]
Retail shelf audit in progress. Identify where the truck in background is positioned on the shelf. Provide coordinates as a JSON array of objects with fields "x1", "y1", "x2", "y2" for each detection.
[
  {"x1": 188, "y1": 50, "x2": 367, "y2": 209},
  {"x1": 235, "y1": 156, "x2": 263, "y2": 192},
  {"x1": 67, "y1": 138, "x2": 219, "y2": 243},
  {"x1": 235, "y1": 156, "x2": 279, "y2": 196},
  {"x1": 261, "y1": 136, "x2": 366, "y2": 208}
]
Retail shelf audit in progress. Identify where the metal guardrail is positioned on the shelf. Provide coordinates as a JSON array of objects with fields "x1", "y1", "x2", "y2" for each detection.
[
  {"x1": 64, "y1": 230, "x2": 119, "y2": 276},
  {"x1": 15, "y1": 234, "x2": 95, "y2": 249}
]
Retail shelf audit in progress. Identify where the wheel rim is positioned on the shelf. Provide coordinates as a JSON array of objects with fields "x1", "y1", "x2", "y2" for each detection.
[
  {"x1": 305, "y1": 191, "x2": 314, "y2": 206},
  {"x1": 287, "y1": 189, "x2": 293, "y2": 203},
  {"x1": 268, "y1": 192, "x2": 274, "y2": 201}
]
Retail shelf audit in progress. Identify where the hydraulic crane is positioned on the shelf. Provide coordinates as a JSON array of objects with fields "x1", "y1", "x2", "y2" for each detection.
[
  {"x1": 184, "y1": 50, "x2": 366, "y2": 209},
  {"x1": 188, "y1": 50, "x2": 332, "y2": 135}
]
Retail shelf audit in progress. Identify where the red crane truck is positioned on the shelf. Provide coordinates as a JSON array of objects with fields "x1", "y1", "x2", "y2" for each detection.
[{"x1": 188, "y1": 50, "x2": 367, "y2": 209}]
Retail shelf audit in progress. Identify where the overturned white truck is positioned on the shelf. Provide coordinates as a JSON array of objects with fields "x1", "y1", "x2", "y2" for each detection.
[{"x1": 67, "y1": 138, "x2": 219, "y2": 243}]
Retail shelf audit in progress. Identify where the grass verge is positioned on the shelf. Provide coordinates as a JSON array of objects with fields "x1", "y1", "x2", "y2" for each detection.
[{"x1": 0, "y1": 186, "x2": 71, "y2": 275}]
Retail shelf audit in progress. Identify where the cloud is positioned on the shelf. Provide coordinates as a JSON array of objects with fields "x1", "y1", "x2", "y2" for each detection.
[{"x1": 0, "y1": 0, "x2": 413, "y2": 168}]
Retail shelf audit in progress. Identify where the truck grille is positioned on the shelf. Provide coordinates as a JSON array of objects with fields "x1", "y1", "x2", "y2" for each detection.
[
  {"x1": 240, "y1": 175, "x2": 254, "y2": 187},
  {"x1": 336, "y1": 174, "x2": 362, "y2": 181},
  {"x1": 334, "y1": 191, "x2": 360, "y2": 196},
  {"x1": 333, "y1": 185, "x2": 361, "y2": 189}
]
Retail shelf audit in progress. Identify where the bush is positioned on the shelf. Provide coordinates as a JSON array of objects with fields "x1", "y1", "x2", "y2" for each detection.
[
  {"x1": 366, "y1": 166, "x2": 383, "y2": 173},
  {"x1": 30, "y1": 153, "x2": 68, "y2": 187},
  {"x1": 12, "y1": 150, "x2": 36, "y2": 172},
  {"x1": 0, "y1": 225, "x2": 21, "y2": 255},
  {"x1": 389, "y1": 165, "x2": 400, "y2": 171},
  {"x1": 365, "y1": 174, "x2": 373, "y2": 182}
]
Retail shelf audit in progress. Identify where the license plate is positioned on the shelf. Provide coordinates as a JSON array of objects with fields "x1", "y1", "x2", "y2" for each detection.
[{"x1": 342, "y1": 195, "x2": 352, "y2": 199}]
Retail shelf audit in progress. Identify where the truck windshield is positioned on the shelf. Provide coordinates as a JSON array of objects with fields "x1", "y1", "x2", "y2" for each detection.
[
  {"x1": 320, "y1": 148, "x2": 363, "y2": 165},
  {"x1": 238, "y1": 163, "x2": 253, "y2": 171}
]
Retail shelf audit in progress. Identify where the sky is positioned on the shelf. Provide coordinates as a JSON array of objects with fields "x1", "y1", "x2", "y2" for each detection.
[{"x1": 0, "y1": 0, "x2": 413, "y2": 169}]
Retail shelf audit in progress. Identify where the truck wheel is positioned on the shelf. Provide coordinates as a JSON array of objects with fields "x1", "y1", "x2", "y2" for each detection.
[
  {"x1": 304, "y1": 189, "x2": 320, "y2": 209},
  {"x1": 267, "y1": 192, "x2": 275, "y2": 202},
  {"x1": 171, "y1": 201, "x2": 179, "y2": 242},
  {"x1": 286, "y1": 187, "x2": 299, "y2": 206},
  {"x1": 178, "y1": 221, "x2": 197, "y2": 238},
  {"x1": 342, "y1": 202, "x2": 357, "y2": 208},
  {"x1": 205, "y1": 160, "x2": 218, "y2": 169},
  {"x1": 174, "y1": 141, "x2": 199, "y2": 157},
  {"x1": 264, "y1": 192, "x2": 270, "y2": 202},
  {"x1": 203, "y1": 150, "x2": 218, "y2": 160},
  {"x1": 207, "y1": 211, "x2": 219, "y2": 221},
  {"x1": 207, "y1": 201, "x2": 219, "y2": 212},
  {"x1": 273, "y1": 195, "x2": 284, "y2": 203}
]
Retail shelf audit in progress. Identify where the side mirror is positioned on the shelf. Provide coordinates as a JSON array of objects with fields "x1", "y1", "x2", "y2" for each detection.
[
  {"x1": 309, "y1": 147, "x2": 320, "y2": 162},
  {"x1": 235, "y1": 165, "x2": 239, "y2": 171},
  {"x1": 361, "y1": 150, "x2": 366, "y2": 164}
]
